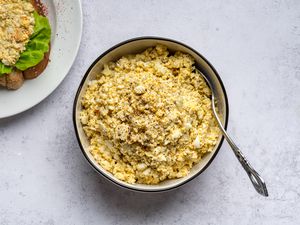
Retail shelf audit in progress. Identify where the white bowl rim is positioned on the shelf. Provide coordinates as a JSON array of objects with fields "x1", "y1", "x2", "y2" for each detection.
[{"x1": 73, "y1": 36, "x2": 229, "y2": 192}]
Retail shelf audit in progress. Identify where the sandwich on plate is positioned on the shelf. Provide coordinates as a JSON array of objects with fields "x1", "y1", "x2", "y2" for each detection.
[{"x1": 0, "y1": 0, "x2": 51, "y2": 90}]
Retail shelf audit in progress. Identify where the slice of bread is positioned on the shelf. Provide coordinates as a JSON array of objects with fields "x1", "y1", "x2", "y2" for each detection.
[{"x1": 1, "y1": 0, "x2": 51, "y2": 89}]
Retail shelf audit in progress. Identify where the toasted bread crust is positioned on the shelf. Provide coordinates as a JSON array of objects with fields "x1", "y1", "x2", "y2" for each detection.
[
  {"x1": 6, "y1": 70, "x2": 24, "y2": 90},
  {"x1": 0, "y1": 76, "x2": 6, "y2": 87},
  {"x1": 30, "y1": 0, "x2": 45, "y2": 16},
  {"x1": 23, "y1": 45, "x2": 50, "y2": 79}
]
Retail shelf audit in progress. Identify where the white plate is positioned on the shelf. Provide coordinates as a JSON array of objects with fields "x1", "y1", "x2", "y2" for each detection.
[{"x1": 0, "y1": 0, "x2": 82, "y2": 118}]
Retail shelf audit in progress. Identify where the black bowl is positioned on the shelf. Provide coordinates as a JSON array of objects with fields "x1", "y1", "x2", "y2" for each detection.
[{"x1": 73, "y1": 37, "x2": 229, "y2": 192}]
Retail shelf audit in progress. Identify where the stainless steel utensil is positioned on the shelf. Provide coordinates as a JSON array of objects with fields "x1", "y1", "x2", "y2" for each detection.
[{"x1": 196, "y1": 69, "x2": 268, "y2": 197}]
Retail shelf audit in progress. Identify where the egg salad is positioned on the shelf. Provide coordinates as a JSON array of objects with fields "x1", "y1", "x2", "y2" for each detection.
[
  {"x1": 80, "y1": 45, "x2": 221, "y2": 184},
  {"x1": 0, "y1": 0, "x2": 35, "y2": 66}
]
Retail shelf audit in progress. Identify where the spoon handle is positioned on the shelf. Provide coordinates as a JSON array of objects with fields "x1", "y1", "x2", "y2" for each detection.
[
  {"x1": 211, "y1": 97, "x2": 268, "y2": 197},
  {"x1": 196, "y1": 69, "x2": 268, "y2": 196}
]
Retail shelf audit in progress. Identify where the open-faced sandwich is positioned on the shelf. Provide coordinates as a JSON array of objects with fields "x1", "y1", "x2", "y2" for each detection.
[{"x1": 0, "y1": 0, "x2": 51, "y2": 90}]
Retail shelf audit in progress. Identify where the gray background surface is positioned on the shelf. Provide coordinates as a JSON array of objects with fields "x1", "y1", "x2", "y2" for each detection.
[{"x1": 1, "y1": 0, "x2": 300, "y2": 224}]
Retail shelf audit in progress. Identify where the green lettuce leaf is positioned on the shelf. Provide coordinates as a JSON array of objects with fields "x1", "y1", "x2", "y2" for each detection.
[
  {"x1": 0, "y1": 62, "x2": 12, "y2": 76},
  {"x1": 15, "y1": 11, "x2": 51, "y2": 71}
]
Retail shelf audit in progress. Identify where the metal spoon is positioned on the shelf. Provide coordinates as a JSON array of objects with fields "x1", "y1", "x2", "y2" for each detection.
[{"x1": 196, "y1": 69, "x2": 268, "y2": 197}]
